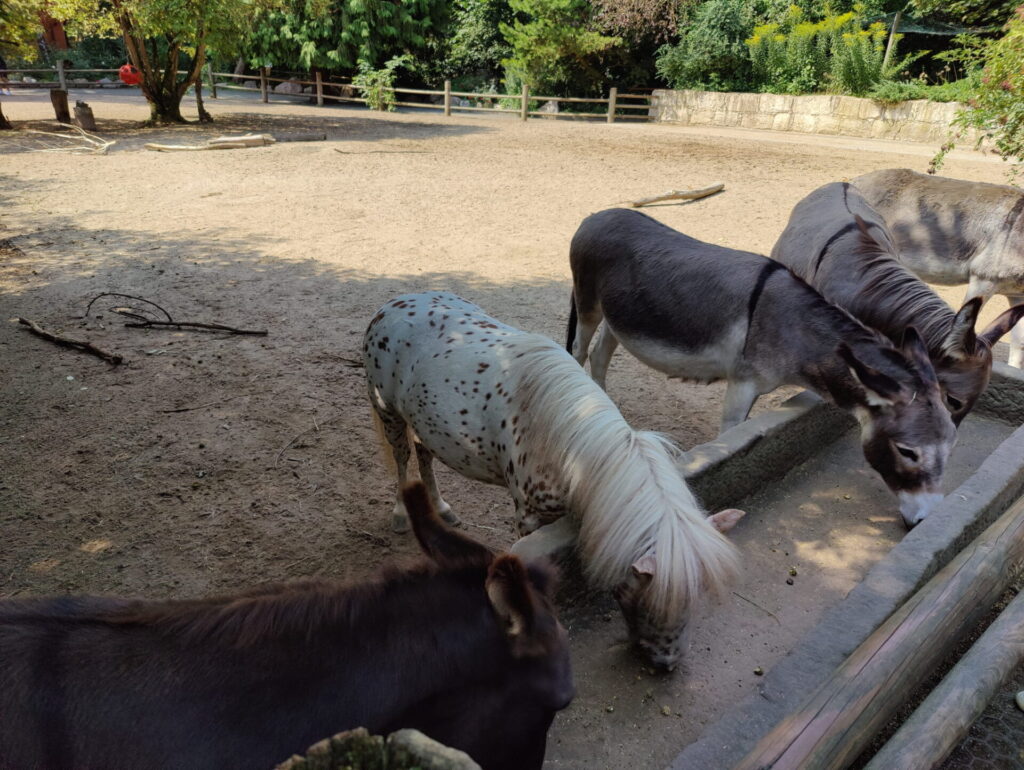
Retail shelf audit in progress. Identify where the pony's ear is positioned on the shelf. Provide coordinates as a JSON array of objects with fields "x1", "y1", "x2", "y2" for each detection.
[
  {"x1": 901, "y1": 326, "x2": 939, "y2": 387},
  {"x1": 978, "y1": 303, "x2": 1024, "y2": 348},
  {"x1": 942, "y1": 297, "x2": 982, "y2": 359},
  {"x1": 404, "y1": 482, "x2": 492, "y2": 568},
  {"x1": 486, "y1": 554, "x2": 537, "y2": 643},
  {"x1": 709, "y1": 508, "x2": 745, "y2": 533},
  {"x1": 837, "y1": 343, "x2": 901, "y2": 407}
]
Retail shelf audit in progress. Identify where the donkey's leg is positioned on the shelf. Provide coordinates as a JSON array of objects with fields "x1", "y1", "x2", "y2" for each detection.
[
  {"x1": 720, "y1": 379, "x2": 759, "y2": 434},
  {"x1": 376, "y1": 409, "x2": 414, "y2": 533},
  {"x1": 1006, "y1": 293, "x2": 1024, "y2": 368},
  {"x1": 571, "y1": 309, "x2": 603, "y2": 368},
  {"x1": 414, "y1": 441, "x2": 459, "y2": 525},
  {"x1": 588, "y1": 324, "x2": 620, "y2": 390}
]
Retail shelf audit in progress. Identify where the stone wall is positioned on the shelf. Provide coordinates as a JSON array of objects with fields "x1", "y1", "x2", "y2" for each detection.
[{"x1": 649, "y1": 89, "x2": 974, "y2": 144}]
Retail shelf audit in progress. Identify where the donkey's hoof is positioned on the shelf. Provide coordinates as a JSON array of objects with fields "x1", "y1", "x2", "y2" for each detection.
[
  {"x1": 438, "y1": 504, "x2": 461, "y2": 527},
  {"x1": 391, "y1": 512, "x2": 411, "y2": 534}
]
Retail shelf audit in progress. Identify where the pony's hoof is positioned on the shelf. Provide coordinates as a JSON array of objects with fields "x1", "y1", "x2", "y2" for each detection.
[
  {"x1": 391, "y1": 513, "x2": 411, "y2": 534},
  {"x1": 440, "y1": 509, "x2": 462, "y2": 527}
]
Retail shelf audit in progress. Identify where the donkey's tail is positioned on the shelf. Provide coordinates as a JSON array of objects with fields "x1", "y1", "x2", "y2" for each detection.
[{"x1": 566, "y1": 290, "x2": 578, "y2": 354}]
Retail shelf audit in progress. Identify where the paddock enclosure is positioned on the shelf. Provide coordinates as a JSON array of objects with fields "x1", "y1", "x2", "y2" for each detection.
[{"x1": 1, "y1": 91, "x2": 1022, "y2": 768}]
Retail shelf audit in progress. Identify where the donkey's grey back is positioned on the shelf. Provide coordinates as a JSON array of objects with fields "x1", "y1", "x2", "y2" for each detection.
[{"x1": 852, "y1": 168, "x2": 1024, "y2": 287}]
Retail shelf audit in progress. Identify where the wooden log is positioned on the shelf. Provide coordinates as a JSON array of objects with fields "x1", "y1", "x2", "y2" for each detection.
[
  {"x1": 260, "y1": 67, "x2": 269, "y2": 103},
  {"x1": 145, "y1": 133, "x2": 275, "y2": 151},
  {"x1": 50, "y1": 89, "x2": 71, "y2": 123},
  {"x1": 630, "y1": 183, "x2": 724, "y2": 207},
  {"x1": 73, "y1": 100, "x2": 96, "y2": 131},
  {"x1": 733, "y1": 493, "x2": 1024, "y2": 770},
  {"x1": 607, "y1": 86, "x2": 617, "y2": 124},
  {"x1": 864, "y1": 587, "x2": 1024, "y2": 770}
]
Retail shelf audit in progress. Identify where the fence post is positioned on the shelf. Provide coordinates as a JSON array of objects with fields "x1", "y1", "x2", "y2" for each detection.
[
  {"x1": 315, "y1": 71, "x2": 324, "y2": 106},
  {"x1": 607, "y1": 86, "x2": 617, "y2": 124},
  {"x1": 444, "y1": 79, "x2": 451, "y2": 117},
  {"x1": 520, "y1": 84, "x2": 528, "y2": 121},
  {"x1": 206, "y1": 63, "x2": 217, "y2": 99},
  {"x1": 260, "y1": 67, "x2": 269, "y2": 103},
  {"x1": 51, "y1": 60, "x2": 71, "y2": 124},
  {"x1": 882, "y1": 11, "x2": 902, "y2": 70}
]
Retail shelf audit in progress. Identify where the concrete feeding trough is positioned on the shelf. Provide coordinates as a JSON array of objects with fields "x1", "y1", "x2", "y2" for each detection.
[{"x1": 517, "y1": 364, "x2": 1024, "y2": 770}]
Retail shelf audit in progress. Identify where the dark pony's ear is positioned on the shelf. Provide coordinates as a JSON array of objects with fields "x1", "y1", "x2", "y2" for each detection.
[
  {"x1": 979, "y1": 302, "x2": 1024, "y2": 348},
  {"x1": 403, "y1": 482, "x2": 493, "y2": 569},
  {"x1": 837, "y1": 342, "x2": 902, "y2": 407},
  {"x1": 900, "y1": 326, "x2": 939, "y2": 387},
  {"x1": 486, "y1": 554, "x2": 544, "y2": 655},
  {"x1": 943, "y1": 297, "x2": 982, "y2": 359}
]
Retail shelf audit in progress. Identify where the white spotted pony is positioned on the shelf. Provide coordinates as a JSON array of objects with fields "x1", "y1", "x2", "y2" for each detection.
[{"x1": 363, "y1": 292, "x2": 743, "y2": 669}]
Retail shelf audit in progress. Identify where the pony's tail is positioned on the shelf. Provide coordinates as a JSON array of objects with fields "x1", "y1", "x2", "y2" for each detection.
[
  {"x1": 566, "y1": 290, "x2": 578, "y2": 354},
  {"x1": 370, "y1": 405, "x2": 411, "y2": 475}
]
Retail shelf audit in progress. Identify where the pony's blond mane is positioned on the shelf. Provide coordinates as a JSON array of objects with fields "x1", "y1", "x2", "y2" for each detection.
[{"x1": 505, "y1": 335, "x2": 740, "y2": 623}]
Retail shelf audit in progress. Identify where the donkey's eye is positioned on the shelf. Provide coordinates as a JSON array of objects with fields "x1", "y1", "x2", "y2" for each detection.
[
  {"x1": 946, "y1": 394, "x2": 963, "y2": 412},
  {"x1": 894, "y1": 444, "x2": 919, "y2": 462}
]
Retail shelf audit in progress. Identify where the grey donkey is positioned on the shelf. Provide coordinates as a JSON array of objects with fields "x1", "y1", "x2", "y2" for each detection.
[
  {"x1": 566, "y1": 207, "x2": 956, "y2": 527},
  {"x1": 772, "y1": 181, "x2": 1024, "y2": 426},
  {"x1": 853, "y1": 168, "x2": 1024, "y2": 367}
]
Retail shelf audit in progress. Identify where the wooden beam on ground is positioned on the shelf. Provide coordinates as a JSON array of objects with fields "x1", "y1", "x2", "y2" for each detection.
[
  {"x1": 630, "y1": 183, "x2": 724, "y2": 207},
  {"x1": 864, "y1": 587, "x2": 1024, "y2": 770},
  {"x1": 733, "y1": 493, "x2": 1024, "y2": 770}
]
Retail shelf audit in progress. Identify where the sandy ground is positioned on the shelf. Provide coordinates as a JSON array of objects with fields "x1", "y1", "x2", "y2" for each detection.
[{"x1": 0, "y1": 89, "x2": 1019, "y2": 768}]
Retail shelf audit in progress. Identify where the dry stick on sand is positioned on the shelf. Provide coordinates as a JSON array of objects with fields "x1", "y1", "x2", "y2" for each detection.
[
  {"x1": 16, "y1": 317, "x2": 123, "y2": 365},
  {"x1": 629, "y1": 182, "x2": 725, "y2": 208},
  {"x1": 144, "y1": 134, "x2": 275, "y2": 152},
  {"x1": 84, "y1": 293, "x2": 267, "y2": 336},
  {"x1": 275, "y1": 414, "x2": 345, "y2": 467}
]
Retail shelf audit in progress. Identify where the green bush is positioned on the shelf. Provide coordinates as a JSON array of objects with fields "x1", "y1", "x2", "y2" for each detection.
[
  {"x1": 352, "y1": 56, "x2": 410, "y2": 110},
  {"x1": 655, "y1": 0, "x2": 755, "y2": 91}
]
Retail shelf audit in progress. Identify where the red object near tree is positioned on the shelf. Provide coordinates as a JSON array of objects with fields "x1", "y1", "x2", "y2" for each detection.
[{"x1": 119, "y1": 64, "x2": 141, "y2": 85}]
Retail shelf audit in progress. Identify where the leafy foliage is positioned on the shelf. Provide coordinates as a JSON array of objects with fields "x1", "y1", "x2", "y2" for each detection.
[
  {"x1": 353, "y1": 55, "x2": 411, "y2": 109},
  {"x1": 655, "y1": 0, "x2": 755, "y2": 90},
  {"x1": 911, "y1": 0, "x2": 1016, "y2": 29},
  {"x1": 937, "y1": 10, "x2": 1024, "y2": 175},
  {"x1": 500, "y1": 0, "x2": 621, "y2": 95},
  {"x1": 446, "y1": 0, "x2": 515, "y2": 78},
  {"x1": 244, "y1": 0, "x2": 447, "y2": 72},
  {"x1": 593, "y1": 0, "x2": 688, "y2": 44}
]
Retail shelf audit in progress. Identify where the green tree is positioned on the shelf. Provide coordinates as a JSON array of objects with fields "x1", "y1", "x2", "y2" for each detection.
[
  {"x1": 36, "y1": 0, "x2": 267, "y2": 124},
  {"x1": 500, "y1": 0, "x2": 621, "y2": 95},
  {"x1": 656, "y1": 0, "x2": 755, "y2": 90},
  {"x1": 446, "y1": 0, "x2": 515, "y2": 80},
  {"x1": 244, "y1": 0, "x2": 448, "y2": 72},
  {"x1": 937, "y1": 9, "x2": 1024, "y2": 175}
]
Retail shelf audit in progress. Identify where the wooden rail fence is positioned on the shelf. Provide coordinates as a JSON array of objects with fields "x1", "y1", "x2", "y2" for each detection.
[{"x1": 1, "y1": 65, "x2": 650, "y2": 122}]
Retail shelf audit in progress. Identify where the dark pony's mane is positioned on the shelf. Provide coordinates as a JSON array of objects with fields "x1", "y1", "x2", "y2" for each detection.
[
  {"x1": 109, "y1": 561, "x2": 467, "y2": 647},
  {"x1": 839, "y1": 210, "x2": 958, "y2": 354},
  {"x1": 3, "y1": 559, "x2": 489, "y2": 649}
]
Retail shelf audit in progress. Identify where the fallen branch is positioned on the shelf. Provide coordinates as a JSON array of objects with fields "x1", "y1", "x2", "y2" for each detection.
[
  {"x1": 629, "y1": 182, "x2": 724, "y2": 208},
  {"x1": 24, "y1": 126, "x2": 114, "y2": 155},
  {"x1": 157, "y1": 394, "x2": 256, "y2": 413},
  {"x1": 145, "y1": 133, "x2": 275, "y2": 152},
  {"x1": 333, "y1": 148, "x2": 430, "y2": 155},
  {"x1": 84, "y1": 293, "x2": 267, "y2": 336},
  {"x1": 275, "y1": 414, "x2": 345, "y2": 467},
  {"x1": 17, "y1": 317, "x2": 123, "y2": 365}
]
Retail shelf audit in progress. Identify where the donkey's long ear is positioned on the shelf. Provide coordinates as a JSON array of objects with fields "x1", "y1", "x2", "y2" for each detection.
[
  {"x1": 837, "y1": 343, "x2": 902, "y2": 407},
  {"x1": 942, "y1": 297, "x2": 983, "y2": 359},
  {"x1": 486, "y1": 555, "x2": 539, "y2": 652},
  {"x1": 404, "y1": 482, "x2": 493, "y2": 568},
  {"x1": 901, "y1": 326, "x2": 939, "y2": 387},
  {"x1": 979, "y1": 303, "x2": 1024, "y2": 348}
]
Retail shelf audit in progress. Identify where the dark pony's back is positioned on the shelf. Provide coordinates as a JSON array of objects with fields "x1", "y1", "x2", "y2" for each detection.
[{"x1": 0, "y1": 483, "x2": 573, "y2": 770}]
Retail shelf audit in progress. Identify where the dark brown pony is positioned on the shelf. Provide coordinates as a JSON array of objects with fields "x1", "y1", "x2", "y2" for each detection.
[{"x1": 0, "y1": 483, "x2": 573, "y2": 770}]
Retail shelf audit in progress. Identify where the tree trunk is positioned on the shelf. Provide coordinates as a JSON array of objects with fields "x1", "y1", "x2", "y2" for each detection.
[
  {"x1": 0, "y1": 100, "x2": 12, "y2": 130},
  {"x1": 194, "y1": 78, "x2": 212, "y2": 123}
]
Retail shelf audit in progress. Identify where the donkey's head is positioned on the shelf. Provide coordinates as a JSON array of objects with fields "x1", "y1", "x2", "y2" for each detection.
[
  {"x1": 838, "y1": 328, "x2": 956, "y2": 527},
  {"x1": 403, "y1": 482, "x2": 574, "y2": 765},
  {"x1": 935, "y1": 298, "x2": 1024, "y2": 424},
  {"x1": 612, "y1": 508, "x2": 745, "y2": 670}
]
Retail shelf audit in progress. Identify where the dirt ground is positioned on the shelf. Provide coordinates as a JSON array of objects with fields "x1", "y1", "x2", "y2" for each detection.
[{"x1": 0, "y1": 89, "x2": 1018, "y2": 768}]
